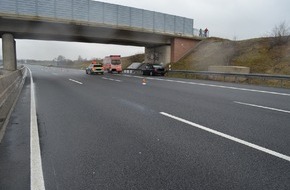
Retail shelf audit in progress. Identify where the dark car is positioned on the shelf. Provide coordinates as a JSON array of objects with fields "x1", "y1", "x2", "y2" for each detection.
[{"x1": 142, "y1": 64, "x2": 166, "y2": 76}]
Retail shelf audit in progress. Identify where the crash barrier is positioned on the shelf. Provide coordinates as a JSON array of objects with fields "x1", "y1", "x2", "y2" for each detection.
[
  {"x1": 0, "y1": 66, "x2": 27, "y2": 142},
  {"x1": 123, "y1": 68, "x2": 290, "y2": 88}
]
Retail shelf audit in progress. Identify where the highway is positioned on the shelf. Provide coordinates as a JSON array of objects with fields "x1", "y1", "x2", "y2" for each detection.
[{"x1": 1, "y1": 65, "x2": 290, "y2": 189}]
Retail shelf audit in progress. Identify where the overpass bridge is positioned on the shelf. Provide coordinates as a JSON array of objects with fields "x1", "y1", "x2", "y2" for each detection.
[{"x1": 0, "y1": 0, "x2": 202, "y2": 71}]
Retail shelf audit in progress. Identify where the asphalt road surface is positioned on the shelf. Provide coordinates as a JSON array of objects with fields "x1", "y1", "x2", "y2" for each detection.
[{"x1": 1, "y1": 65, "x2": 290, "y2": 190}]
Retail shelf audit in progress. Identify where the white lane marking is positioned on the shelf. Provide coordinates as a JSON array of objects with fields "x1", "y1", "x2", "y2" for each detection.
[
  {"x1": 121, "y1": 75, "x2": 290, "y2": 97},
  {"x1": 234, "y1": 101, "x2": 290, "y2": 114},
  {"x1": 102, "y1": 77, "x2": 121, "y2": 82},
  {"x1": 123, "y1": 74, "x2": 143, "y2": 79},
  {"x1": 160, "y1": 112, "x2": 290, "y2": 162},
  {"x1": 27, "y1": 67, "x2": 46, "y2": 190},
  {"x1": 69, "y1": 79, "x2": 83, "y2": 85},
  {"x1": 52, "y1": 72, "x2": 58, "y2": 75}
]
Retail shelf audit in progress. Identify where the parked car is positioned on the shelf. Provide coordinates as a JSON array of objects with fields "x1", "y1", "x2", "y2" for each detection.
[
  {"x1": 86, "y1": 63, "x2": 104, "y2": 75},
  {"x1": 142, "y1": 63, "x2": 166, "y2": 76}
]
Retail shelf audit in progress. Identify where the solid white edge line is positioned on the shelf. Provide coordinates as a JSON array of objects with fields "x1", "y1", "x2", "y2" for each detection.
[
  {"x1": 234, "y1": 101, "x2": 290, "y2": 114},
  {"x1": 27, "y1": 68, "x2": 46, "y2": 190},
  {"x1": 69, "y1": 79, "x2": 83, "y2": 85},
  {"x1": 121, "y1": 75, "x2": 290, "y2": 97},
  {"x1": 160, "y1": 112, "x2": 290, "y2": 162}
]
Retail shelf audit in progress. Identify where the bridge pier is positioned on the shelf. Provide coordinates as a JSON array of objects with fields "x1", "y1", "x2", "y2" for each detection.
[
  {"x1": 2, "y1": 33, "x2": 17, "y2": 71},
  {"x1": 145, "y1": 45, "x2": 171, "y2": 65}
]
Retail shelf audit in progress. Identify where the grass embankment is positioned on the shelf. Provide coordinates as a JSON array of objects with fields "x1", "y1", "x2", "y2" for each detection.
[
  {"x1": 121, "y1": 53, "x2": 144, "y2": 69},
  {"x1": 169, "y1": 37, "x2": 290, "y2": 88}
]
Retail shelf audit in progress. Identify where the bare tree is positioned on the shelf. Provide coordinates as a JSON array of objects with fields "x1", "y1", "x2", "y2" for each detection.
[
  {"x1": 271, "y1": 21, "x2": 290, "y2": 46},
  {"x1": 272, "y1": 21, "x2": 289, "y2": 37}
]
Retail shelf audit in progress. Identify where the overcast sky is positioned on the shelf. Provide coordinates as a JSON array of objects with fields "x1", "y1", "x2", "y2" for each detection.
[{"x1": 0, "y1": 0, "x2": 289, "y2": 60}]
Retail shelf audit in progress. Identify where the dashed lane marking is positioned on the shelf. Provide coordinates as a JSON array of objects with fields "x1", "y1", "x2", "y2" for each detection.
[
  {"x1": 234, "y1": 101, "x2": 290, "y2": 114},
  {"x1": 160, "y1": 111, "x2": 290, "y2": 162},
  {"x1": 69, "y1": 79, "x2": 83, "y2": 85},
  {"x1": 102, "y1": 77, "x2": 122, "y2": 82}
]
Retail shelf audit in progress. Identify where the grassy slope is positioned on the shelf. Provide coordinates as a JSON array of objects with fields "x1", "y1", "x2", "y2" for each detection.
[
  {"x1": 172, "y1": 37, "x2": 290, "y2": 75},
  {"x1": 121, "y1": 53, "x2": 144, "y2": 69}
]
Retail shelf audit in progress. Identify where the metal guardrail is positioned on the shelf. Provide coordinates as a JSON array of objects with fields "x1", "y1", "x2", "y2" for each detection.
[{"x1": 123, "y1": 69, "x2": 290, "y2": 88}]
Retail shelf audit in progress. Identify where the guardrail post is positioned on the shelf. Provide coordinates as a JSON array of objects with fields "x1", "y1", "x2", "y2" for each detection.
[
  {"x1": 281, "y1": 79, "x2": 283, "y2": 88},
  {"x1": 263, "y1": 77, "x2": 266, "y2": 85}
]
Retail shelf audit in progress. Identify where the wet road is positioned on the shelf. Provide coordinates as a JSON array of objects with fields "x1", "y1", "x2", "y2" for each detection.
[{"x1": 1, "y1": 65, "x2": 290, "y2": 189}]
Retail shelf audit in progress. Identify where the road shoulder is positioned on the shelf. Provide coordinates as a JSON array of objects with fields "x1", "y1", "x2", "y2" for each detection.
[{"x1": 0, "y1": 76, "x2": 30, "y2": 190}]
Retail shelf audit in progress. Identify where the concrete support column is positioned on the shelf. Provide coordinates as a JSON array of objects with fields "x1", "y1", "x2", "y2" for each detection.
[
  {"x1": 2, "y1": 33, "x2": 17, "y2": 71},
  {"x1": 145, "y1": 45, "x2": 171, "y2": 65}
]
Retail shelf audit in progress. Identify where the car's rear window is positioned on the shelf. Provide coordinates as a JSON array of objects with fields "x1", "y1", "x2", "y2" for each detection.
[{"x1": 93, "y1": 65, "x2": 102, "y2": 67}]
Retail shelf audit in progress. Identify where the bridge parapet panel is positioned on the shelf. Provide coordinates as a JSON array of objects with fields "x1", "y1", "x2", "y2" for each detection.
[
  {"x1": 17, "y1": 0, "x2": 37, "y2": 16},
  {"x1": 0, "y1": 0, "x2": 17, "y2": 14},
  {"x1": 73, "y1": 0, "x2": 89, "y2": 21},
  {"x1": 175, "y1": 17, "x2": 184, "y2": 34},
  {"x1": 165, "y1": 15, "x2": 175, "y2": 34},
  {"x1": 142, "y1": 10, "x2": 154, "y2": 31},
  {"x1": 38, "y1": 0, "x2": 55, "y2": 18},
  {"x1": 104, "y1": 3, "x2": 118, "y2": 25},
  {"x1": 89, "y1": 1, "x2": 104, "y2": 23},
  {"x1": 130, "y1": 8, "x2": 143, "y2": 29},
  {"x1": 154, "y1": 12, "x2": 165, "y2": 33},
  {"x1": 117, "y1": 6, "x2": 130, "y2": 27},
  {"x1": 56, "y1": 0, "x2": 73, "y2": 20}
]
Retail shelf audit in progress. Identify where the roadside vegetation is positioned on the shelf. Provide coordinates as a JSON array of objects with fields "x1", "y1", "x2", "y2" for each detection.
[
  {"x1": 171, "y1": 36, "x2": 290, "y2": 75},
  {"x1": 169, "y1": 22, "x2": 290, "y2": 88}
]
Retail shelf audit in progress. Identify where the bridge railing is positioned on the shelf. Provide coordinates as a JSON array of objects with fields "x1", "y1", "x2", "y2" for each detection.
[
  {"x1": 122, "y1": 69, "x2": 290, "y2": 88},
  {"x1": 0, "y1": 0, "x2": 199, "y2": 37}
]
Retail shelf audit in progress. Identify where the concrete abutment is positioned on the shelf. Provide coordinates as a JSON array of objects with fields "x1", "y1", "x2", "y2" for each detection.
[{"x1": 145, "y1": 38, "x2": 200, "y2": 65}]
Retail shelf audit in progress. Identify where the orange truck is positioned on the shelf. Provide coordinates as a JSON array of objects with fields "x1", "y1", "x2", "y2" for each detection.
[{"x1": 103, "y1": 55, "x2": 122, "y2": 73}]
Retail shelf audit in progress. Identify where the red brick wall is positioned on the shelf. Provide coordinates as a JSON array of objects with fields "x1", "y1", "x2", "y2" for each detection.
[{"x1": 171, "y1": 38, "x2": 200, "y2": 63}]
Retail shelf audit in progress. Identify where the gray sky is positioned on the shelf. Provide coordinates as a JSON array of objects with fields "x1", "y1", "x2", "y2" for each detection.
[{"x1": 0, "y1": 0, "x2": 289, "y2": 60}]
